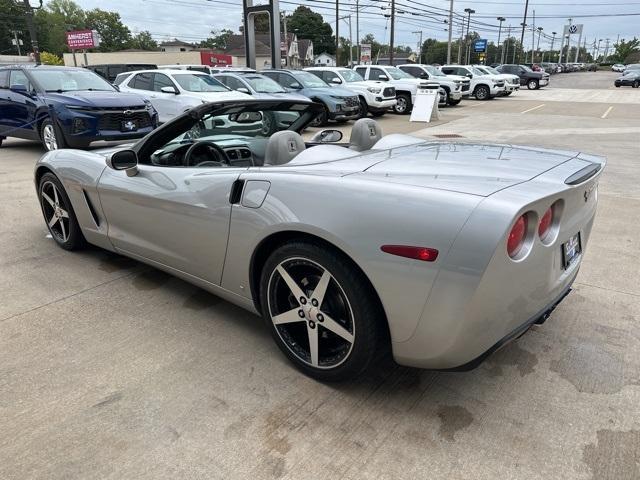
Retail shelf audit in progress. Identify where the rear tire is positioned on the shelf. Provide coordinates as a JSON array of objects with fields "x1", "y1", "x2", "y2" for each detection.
[
  {"x1": 633, "y1": 80, "x2": 640, "y2": 89},
  {"x1": 393, "y1": 93, "x2": 412, "y2": 114},
  {"x1": 259, "y1": 241, "x2": 383, "y2": 382},
  {"x1": 38, "y1": 173, "x2": 85, "y2": 250}
]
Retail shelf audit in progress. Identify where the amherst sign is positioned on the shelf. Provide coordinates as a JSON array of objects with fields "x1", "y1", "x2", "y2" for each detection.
[{"x1": 65, "y1": 30, "x2": 100, "y2": 49}]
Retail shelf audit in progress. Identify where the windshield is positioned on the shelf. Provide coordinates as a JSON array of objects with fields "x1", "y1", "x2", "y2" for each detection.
[
  {"x1": 173, "y1": 74, "x2": 229, "y2": 92},
  {"x1": 424, "y1": 65, "x2": 446, "y2": 77},
  {"x1": 483, "y1": 66, "x2": 501, "y2": 75},
  {"x1": 521, "y1": 65, "x2": 533, "y2": 72},
  {"x1": 244, "y1": 75, "x2": 285, "y2": 93},
  {"x1": 472, "y1": 67, "x2": 487, "y2": 76},
  {"x1": 338, "y1": 69, "x2": 364, "y2": 82},
  {"x1": 31, "y1": 69, "x2": 115, "y2": 92},
  {"x1": 386, "y1": 67, "x2": 413, "y2": 80},
  {"x1": 293, "y1": 71, "x2": 328, "y2": 88}
]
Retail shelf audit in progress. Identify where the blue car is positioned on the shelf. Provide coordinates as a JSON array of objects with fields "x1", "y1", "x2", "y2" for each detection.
[{"x1": 0, "y1": 65, "x2": 158, "y2": 150}]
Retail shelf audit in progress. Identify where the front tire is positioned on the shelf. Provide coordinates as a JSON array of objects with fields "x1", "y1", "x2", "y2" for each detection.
[
  {"x1": 527, "y1": 79, "x2": 539, "y2": 90},
  {"x1": 38, "y1": 173, "x2": 85, "y2": 250},
  {"x1": 393, "y1": 93, "x2": 412, "y2": 114},
  {"x1": 310, "y1": 104, "x2": 329, "y2": 127},
  {"x1": 358, "y1": 97, "x2": 368, "y2": 118},
  {"x1": 474, "y1": 85, "x2": 490, "y2": 100},
  {"x1": 40, "y1": 118, "x2": 66, "y2": 151},
  {"x1": 260, "y1": 241, "x2": 382, "y2": 381},
  {"x1": 448, "y1": 98, "x2": 461, "y2": 106}
]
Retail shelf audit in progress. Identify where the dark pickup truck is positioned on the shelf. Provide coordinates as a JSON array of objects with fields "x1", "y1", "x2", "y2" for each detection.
[{"x1": 496, "y1": 64, "x2": 550, "y2": 90}]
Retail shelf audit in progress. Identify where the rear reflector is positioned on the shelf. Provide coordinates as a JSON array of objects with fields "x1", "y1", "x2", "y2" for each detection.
[{"x1": 381, "y1": 245, "x2": 439, "y2": 262}]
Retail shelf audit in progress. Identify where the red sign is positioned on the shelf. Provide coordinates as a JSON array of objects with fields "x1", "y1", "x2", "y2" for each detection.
[
  {"x1": 200, "y1": 52, "x2": 233, "y2": 67},
  {"x1": 66, "y1": 30, "x2": 96, "y2": 49}
]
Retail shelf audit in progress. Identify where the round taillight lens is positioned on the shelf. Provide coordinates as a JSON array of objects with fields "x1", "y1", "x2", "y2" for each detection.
[
  {"x1": 538, "y1": 207, "x2": 553, "y2": 239},
  {"x1": 507, "y1": 215, "x2": 527, "y2": 258}
]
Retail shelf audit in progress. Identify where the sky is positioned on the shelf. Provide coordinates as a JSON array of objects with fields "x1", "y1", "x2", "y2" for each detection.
[{"x1": 74, "y1": 0, "x2": 640, "y2": 53}]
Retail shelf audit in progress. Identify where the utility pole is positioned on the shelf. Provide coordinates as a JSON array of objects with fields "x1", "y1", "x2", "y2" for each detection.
[
  {"x1": 389, "y1": 0, "x2": 395, "y2": 65},
  {"x1": 464, "y1": 8, "x2": 475, "y2": 65},
  {"x1": 356, "y1": 0, "x2": 360, "y2": 63},
  {"x1": 11, "y1": 30, "x2": 22, "y2": 56},
  {"x1": 446, "y1": 0, "x2": 454, "y2": 64},
  {"x1": 550, "y1": 32, "x2": 557, "y2": 62},
  {"x1": 457, "y1": 14, "x2": 464, "y2": 64},
  {"x1": 603, "y1": 38, "x2": 610, "y2": 62},
  {"x1": 518, "y1": 0, "x2": 530, "y2": 63},
  {"x1": 20, "y1": 0, "x2": 42, "y2": 64},
  {"x1": 282, "y1": 11, "x2": 288, "y2": 67},
  {"x1": 335, "y1": 0, "x2": 340, "y2": 66},
  {"x1": 596, "y1": 38, "x2": 602, "y2": 62},
  {"x1": 504, "y1": 25, "x2": 511, "y2": 64},
  {"x1": 531, "y1": 10, "x2": 535, "y2": 63},
  {"x1": 412, "y1": 30, "x2": 423, "y2": 63},
  {"x1": 496, "y1": 17, "x2": 505, "y2": 65},
  {"x1": 536, "y1": 27, "x2": 543, "y2": 63}
]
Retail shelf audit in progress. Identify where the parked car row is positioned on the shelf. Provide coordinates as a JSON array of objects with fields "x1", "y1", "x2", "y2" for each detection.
[{"x1": 614, "y1": 64, "x2": 640, "y2": 88}]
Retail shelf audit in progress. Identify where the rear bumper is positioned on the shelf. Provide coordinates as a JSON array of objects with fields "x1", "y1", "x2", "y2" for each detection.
[{"x1": 440, "y1": 284, "x2": 574, "y2": 371}]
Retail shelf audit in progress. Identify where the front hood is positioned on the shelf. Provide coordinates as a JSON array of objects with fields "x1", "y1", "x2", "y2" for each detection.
[
  {"x1": 43, "y1": 90, "x2": 147, "y2": 107},
  {"x1": 347, "y1": 80, "x2": 387, "y2": 89},
  {"x1": 444, "y1": 75, "x2": 469, "y2": 82},
  {"x1": 297, "y1": 142, "x2": 586, "y2": 196},
  {"x1": 254, "y1": 92, "x2": 309, "y2": 101},
  {"x1": 310, "y1": 86, "x2": 356, "y2": 97}
]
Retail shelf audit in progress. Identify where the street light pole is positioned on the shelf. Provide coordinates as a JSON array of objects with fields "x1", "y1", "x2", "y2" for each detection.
[
  {"x1": 389, "y1": 0, "x2": 395, "y2": 65},
  {"x1": 19, "y1": 0, "x2": 42, "y2": 64},
  {"x1": 518, "y1": 0, "x2": 530, "y2": 63},
  {"x1": 550, "y1": 32, "x2": 557, "y2": 62},
  {"x1": 356, "y1": 0, "x2": 359, "y2": 63},
  {"x1": 446, "y1": 0, "x2": 454, "y2": 64},
  {"x1": 536, "y1": 27, "x2": 543, "y2": 63},
  {"x1": 335, "y1": 0, "x2": 340, "y2": 66},
  {"x1": 496, "y1": 17, "x2": 505, "y2": 65},
  {"x1": 464, "y1": 8, "x2": 475, "y2": 65}
]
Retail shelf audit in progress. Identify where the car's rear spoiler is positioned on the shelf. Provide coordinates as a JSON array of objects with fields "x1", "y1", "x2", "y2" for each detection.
[{"x1": 564, "y1": 163, "x2": 602, "y2": 185}]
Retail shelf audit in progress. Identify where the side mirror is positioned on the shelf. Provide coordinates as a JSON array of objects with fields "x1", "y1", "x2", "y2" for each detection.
[
  {"x1": 290, "y1": 82, "x2": 303, "y2": 90},
  {"x1": 160, "y1": 86, "x2": 179, "y2": 94},
  {"x1": 378, "y1": 74, "x2": 389, "y2": 81},
  {"x1": 107, "y1": 150, "x2": 138, "y2": 177},
  {"x1": 420, "y1": 73, "x2": 430, "y2": 79},
  {"x1": 10, "y1": 84, "x2": 27, "y2": 93},
  {"x1": 237, "y1": 87, "x2": 251, "y2": 94},
  {"x1": 466, "y1": 73, "x2": 473, "y2": 79},
  {"x1": 330, "y1": 77, "x2": 342, "y2": 84},
  {"x1": 112, "y1": 84, "x2": 120, "y2": 92},
  {"x1": 310, "y1": 129, "x2": 343, "y2": 143}
]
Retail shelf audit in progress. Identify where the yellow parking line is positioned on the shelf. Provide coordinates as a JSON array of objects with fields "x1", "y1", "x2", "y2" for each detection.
[
  {"x1": 521, "y1": 104, "x2": 546, "y2": 114},
  {"x1": 601, "y1": 106, "x2": 613, "y2": 119}
]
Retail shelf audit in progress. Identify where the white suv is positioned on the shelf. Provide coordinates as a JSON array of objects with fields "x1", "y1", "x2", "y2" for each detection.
[
  {"x1": 472, "y1": 65, "x2": 519, "y2": 96},
  {"x1": 304, "y1": 67, "x2": 397, "y2": 117},
  {"x1": 440, "y1": 65, "x2": 505, "y2": 100},
  {"x1": 397, "y1": 64, "x2": 468, "y2": 105},
  {"x1": 117, "y1": 69, "x2": 250, "y2": 123},
  {"x1": 353, "y1": 65, "x2": 436, "y2": 114}
]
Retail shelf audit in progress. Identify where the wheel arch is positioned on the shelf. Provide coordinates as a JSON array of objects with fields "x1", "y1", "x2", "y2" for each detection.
[
  {"x1": 34, "y1": 164, "x2": 56, "y2": 189},
  {"x1": 249, "y1": 230, "x2": 390, "y2": 341}
]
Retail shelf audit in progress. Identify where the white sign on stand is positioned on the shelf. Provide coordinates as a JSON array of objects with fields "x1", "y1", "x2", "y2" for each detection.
[{"x1": 410, "y1": 88, "x2": 440, "y2": 123}]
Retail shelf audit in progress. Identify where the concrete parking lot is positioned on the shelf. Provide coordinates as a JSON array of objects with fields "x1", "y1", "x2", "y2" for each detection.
[{"x1": 1, "y1": 71, "x2": 639, "y2": 480}]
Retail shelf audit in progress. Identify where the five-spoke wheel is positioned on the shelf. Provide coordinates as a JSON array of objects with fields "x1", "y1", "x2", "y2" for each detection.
[
  {"x1": 38, "y1": 172, "x2": 84, "y2": 250},
  {"x1": 260, "y1": 241, "x2": 382, "y2": 381}
]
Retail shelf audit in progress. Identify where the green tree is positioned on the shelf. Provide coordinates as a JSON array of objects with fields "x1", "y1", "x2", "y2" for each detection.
[
  {"x1": 84, "y1": 9, "x2": 131, "y2": 52},
  {"x1": 130, "y1": 30, "x2": 157, "y2": 50},
  {"x1": 612, "y1": 37, "x2": 640, "y2": 63},
  {"x1": 199, "y1": 28, "x2": 234, "y2": 50},
  {"x1": 286, "y1": 6, "x2": 334, "y2": 55},
  {"x1": 40, "y1": 50, "x2": 63, "y2": 64},
  {"x1": 34, "y1": 0, "x2": 87, "y2": 57},
  {"x1": 0, "y1": 0, "x2": 27, "y2": 56}
]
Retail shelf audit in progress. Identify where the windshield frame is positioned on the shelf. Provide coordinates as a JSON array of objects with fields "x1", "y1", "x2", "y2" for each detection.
[{"x1": 291, "y1": 71, "x2": 329, "y2": 88}]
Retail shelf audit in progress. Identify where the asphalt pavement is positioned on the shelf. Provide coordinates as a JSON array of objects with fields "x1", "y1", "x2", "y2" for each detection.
[{"x1": 1, "y1": 71, "x2": 639, "y2": 480}]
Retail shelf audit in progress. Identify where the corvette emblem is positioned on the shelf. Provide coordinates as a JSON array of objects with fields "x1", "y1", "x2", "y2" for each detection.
[
  {"x1": 287, "y1": 140, "x2": 297, "y2": 152},
  {"x1": 368, "y1": 125, "x2": 376, "y2": 136}
]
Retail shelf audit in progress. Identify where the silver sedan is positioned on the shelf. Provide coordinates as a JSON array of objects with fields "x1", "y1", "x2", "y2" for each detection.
[{"x1": 34, "y1": 99, "x2": 605, "y2": 381}]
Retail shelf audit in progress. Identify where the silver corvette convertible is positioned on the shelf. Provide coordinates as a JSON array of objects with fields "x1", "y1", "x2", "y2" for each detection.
[{"x1": 34, "y1": 99, "x2": 605, "y2": 381}]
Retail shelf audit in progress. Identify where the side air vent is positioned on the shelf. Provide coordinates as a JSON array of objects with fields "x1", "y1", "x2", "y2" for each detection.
[{"x1": 82, "y1": 189, "x2": 100, "y2": 227}]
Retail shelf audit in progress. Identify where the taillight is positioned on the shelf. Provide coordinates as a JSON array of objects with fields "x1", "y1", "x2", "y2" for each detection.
[
  {"x1": 507, "y1": 215, "x2": 527, "y2": 258},
  {"x1": 538, "y1": 207, "x2": 553, "y2": 239}
]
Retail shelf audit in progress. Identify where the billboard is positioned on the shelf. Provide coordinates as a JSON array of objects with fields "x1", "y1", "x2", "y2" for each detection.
[
  {"x1": 473, "y1": 39, "x2": 488, "y2": 53},
  {"x1": 65, "y1": 30, "x2": 99, "y2": 49},
  {"x1": 360, "y1": 43, "x2": 371, "y2": 63},
  {"x1": 199, "y1": 52, "x2": 233, "y2": 67}
]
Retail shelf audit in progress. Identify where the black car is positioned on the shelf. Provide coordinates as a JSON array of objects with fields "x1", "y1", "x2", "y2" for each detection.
[
  {"x1": 496, "y1": 64, "x2": 550, "y2": 90},
  {"x1": 0, "y1": 65, "x2": 158, "y2": 150},
  {"x1": 86, "y1": 63, "x2": 157, "y2": 83},
  {"x1": 614, "y1": 71, "x2": 640, "y2": 88}
]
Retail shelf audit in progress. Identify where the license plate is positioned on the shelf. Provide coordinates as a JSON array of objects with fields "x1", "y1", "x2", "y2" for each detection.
[
  {"x1": 121, "y1": 120, "x2": 138, "y2": 132},
  {"x1": 562, "y1": 232, "x2": 582, "y2": 269}
]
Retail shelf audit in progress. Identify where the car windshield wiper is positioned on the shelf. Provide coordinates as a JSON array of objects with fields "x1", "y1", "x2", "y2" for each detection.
[{"x1": 46, "y1": 89, "x2": 71, "y2": 93}]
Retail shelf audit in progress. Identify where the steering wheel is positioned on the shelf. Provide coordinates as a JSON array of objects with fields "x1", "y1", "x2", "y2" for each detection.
[{"x1": 183, "y1": 140, "x2": 229, "y2": 167}]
